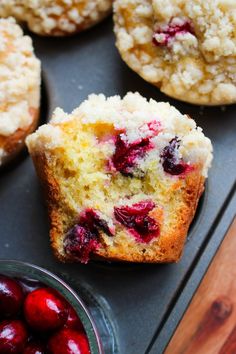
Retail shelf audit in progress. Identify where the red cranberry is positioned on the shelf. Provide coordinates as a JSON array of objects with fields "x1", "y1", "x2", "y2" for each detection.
[
  {"x1": 23, "y1": 340, "x2": 46, "y2": 354},
  {"x1": 24, "y1": 288, "x2": 68, "y2": 332},
  {"x1": 111, "y1": 134, "x2": 153, "y2": 176},
  {"x1": 160, "y1": 137, "x2": 190, "y2": 175},
  {"x1": 64, "y1": 305, "x2": 84, "y2": 331},
  {"x1": 0, "y1": 275, "x2": 24, "y2": 318},
  {"x1": 64, "y1": 225, "x2": 99, "y2": 264},
  {"x1": 64, "y1": 208, "x2": 114, "y2": 263},
  {"x1": 114, "y1": 200, "x2": 159, "y2": 242},
  {"x1": 48, "y1": 328, "x2": 90, "y2": 354},
  {"x1": 80, "y1": 209, "x2": 114, "y2": 237},
  {"x1": 153, "y1": 18, "x2": 195, "y2": 46},
  {"x1": 0, "y1": 320, "x2": 28, "y2": 353}
]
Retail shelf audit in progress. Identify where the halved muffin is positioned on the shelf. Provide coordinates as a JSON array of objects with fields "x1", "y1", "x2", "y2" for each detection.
[
  {"x1": 26, "y1": 92, "x2": 213, "y2": 263},
  {"x1": 0, "y1": 18, "x2": 41, "y2": 166}
]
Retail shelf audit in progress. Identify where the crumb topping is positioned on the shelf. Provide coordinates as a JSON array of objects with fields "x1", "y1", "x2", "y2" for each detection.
[{"x1": 27, "y1": 92, "x2": 213, "y2": 177}]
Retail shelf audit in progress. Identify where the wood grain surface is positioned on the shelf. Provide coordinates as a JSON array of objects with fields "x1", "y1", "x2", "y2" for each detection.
[{"x1": 165, "y1": 218, "x2": 236, "y2": 354}]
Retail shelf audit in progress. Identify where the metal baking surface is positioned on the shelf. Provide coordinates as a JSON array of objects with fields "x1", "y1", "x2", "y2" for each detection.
[{"x1": 0, "y1": 17, "x2": 236, "y2": 354}]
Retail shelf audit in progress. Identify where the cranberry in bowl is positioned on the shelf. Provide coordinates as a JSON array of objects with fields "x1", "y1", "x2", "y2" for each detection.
[{"x1": 0, "y1": 260, "x2": 103, "y2": 354}]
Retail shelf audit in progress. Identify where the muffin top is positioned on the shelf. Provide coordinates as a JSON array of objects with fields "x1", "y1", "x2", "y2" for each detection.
[{"x1": 114, "y1": 0, "x2": 236, "y2": 105}]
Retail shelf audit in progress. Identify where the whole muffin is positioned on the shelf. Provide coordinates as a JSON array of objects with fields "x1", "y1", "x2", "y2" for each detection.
[
  {"x1": 114, "y1": 0, "x2": 236, "y2": 105},
  {"x1": 0, "y1": 18, "x2": 41, "y2": 166},
  {"x1": 0, "y1": 0, "x2": 112, "y2": 36},
  {"x1": 26, "y1": 92, "x2": 213, "y2": 263}
]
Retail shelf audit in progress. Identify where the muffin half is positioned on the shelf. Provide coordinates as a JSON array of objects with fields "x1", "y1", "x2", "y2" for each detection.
[{"x1": 26, "y1": 92, "x2": 213, "y2": 263}]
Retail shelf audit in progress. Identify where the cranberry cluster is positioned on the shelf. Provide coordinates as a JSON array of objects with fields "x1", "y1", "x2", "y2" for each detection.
[
  {"x1": 111, "y1": 134, "x2": 153, "y2": 176},
  {"x1": 0, "y1": 275, "x2": 90, "y2": 354},
  {"x1": 114, "y1": 200, "x2": 159, "y2": 243},
  {"x1": 64, "y1": 200, "x2": 161, "y2": 261},
  {"x1": 111, "y1": 121, "x2": 161, "y2": 177}
]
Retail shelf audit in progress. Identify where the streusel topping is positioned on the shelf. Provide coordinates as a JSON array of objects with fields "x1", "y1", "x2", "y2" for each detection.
[{"x1": 27, "y1": 92, "x2": 213, "y2": 177}]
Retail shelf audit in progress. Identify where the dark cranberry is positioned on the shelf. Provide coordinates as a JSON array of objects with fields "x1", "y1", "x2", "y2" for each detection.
[
  {"x1": 114, "y1": 200, "x2": 159, "y2": 242},
  {"x1": 0, "y1": 275, "x2": 24, "y2": 318},
  {"x1": 160, "y1": 137, "x2": 189, "y2": 175},
  {"x1": 64, "y1": 225, "x2": 99, "y2": 264},
  {"x1": 24, "y1": 288, "x2": 68, "y2": 332},
  {"x1": 64, "y1": 208, "x2": 114, "y2": 263},
  {"x1": 48, "y1": 328, "x2": 90, "y2": 354},
  {"x1": 80, "y1": 209, "x2": 114, "y2": 237},
  {"x1": 64, "y1": 305, "x2": 84, "y2": 331},
  {"x1": 23, "y1": 340, "x2": 46, "y2": 354},
  {"x1": 111, "y1": 133, "x2": 153, "y2": 176},
  {"x1": 153, "y1": 18, "x2": 195, "y2": 47},
  {"x1": 0, "y1": 320, "x2": 28, "y2": 353}
]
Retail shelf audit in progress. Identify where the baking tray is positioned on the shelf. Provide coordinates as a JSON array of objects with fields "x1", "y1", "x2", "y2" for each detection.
[{"x1": 0, "y1": 16, "x2": 236, "y2": 354}]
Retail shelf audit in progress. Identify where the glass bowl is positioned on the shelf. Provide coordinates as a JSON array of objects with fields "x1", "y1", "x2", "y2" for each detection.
[{"x1": 0, "y1": 259, "x2": 103, "y2": 354}]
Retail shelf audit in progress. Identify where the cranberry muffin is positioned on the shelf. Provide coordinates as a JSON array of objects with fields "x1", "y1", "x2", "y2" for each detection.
[
  {"x1": 0, "y1": 18, "x2": 41, "y2": 166},
  {"x1": 26, "y1": 92, "x2": 213, "y2": 263},
  {"x1": 0, "y1": 0, "x2": 112, "y2": 36},
  {"x1": 114, "y1": 0, "x2": 236, "y2": 105}
]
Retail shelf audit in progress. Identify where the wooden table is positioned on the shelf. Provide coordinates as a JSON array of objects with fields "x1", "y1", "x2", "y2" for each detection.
[{"x1": 165, "y1": 218, "x2": 236, "y2": 354}]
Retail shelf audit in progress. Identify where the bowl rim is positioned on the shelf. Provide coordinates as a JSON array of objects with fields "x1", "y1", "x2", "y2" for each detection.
[{"x1": 0, "y1": 259, "x2": 103, "y2": 354}]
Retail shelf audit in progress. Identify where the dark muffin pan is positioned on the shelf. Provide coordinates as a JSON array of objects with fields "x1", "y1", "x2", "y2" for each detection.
[{"x1": 0, "y1": 17, "x2": 236, "y2": 354}]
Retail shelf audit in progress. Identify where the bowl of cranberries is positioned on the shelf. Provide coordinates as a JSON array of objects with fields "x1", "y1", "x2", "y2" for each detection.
[{"x1": 0, "y1": 260, "x2": 103, "y2": 354}]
